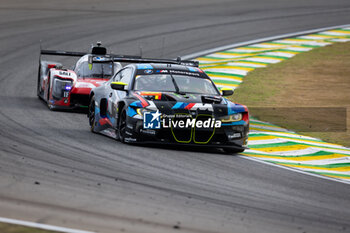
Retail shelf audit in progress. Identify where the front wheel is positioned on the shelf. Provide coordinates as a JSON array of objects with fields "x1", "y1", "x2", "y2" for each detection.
[
  {"x1": 118, "y1": 106, "x2": 127, "y2": 143},
  {"x1": 47, "y1": 103, "x2": 55, "y2": 110},
  {"x1": 88, "y1": 96, "x2": 96, "y2": 132},
  {"x1": 37, "y1": 64, "x2": 42, "y2": 98}
]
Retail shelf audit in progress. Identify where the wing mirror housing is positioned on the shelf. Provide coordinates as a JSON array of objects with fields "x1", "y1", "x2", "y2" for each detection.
[
  {"x1": 221, "y1": 88, "x2": 234, "y2": 96},
  {"x1": 111, "y1": 82, "x2": 127, "y2": 91}
]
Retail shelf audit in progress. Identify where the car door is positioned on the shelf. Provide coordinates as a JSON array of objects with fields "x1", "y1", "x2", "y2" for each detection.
[{"x1": 107, "y1": 67, "x2": 134, "y2": 126}]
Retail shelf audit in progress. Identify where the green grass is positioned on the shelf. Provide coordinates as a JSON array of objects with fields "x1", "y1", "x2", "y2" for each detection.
[
  {"x1": 230, "y1": 41, "x2": 350, "y2": 147},
  {"x1": 0, "y1": 222, "x2": 59, "y2": 233}
]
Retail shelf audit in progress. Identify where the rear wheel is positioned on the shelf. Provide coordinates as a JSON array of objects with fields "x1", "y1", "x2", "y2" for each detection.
[
  {"x1": 47, "y1": 99, "x2": 55, "y2": 110},
  {"x1": 118, "y1": 106, "x2": 127, "y2": 143},
  {"x1": 88, "y1": 96, "x2": 96, "y2": 132},
  {"x1": 37, "y1": 64, "x2": 42, "y2": 98},
  {"x1": 46, "y1": 78, "x2": 54, "y2": 110}
]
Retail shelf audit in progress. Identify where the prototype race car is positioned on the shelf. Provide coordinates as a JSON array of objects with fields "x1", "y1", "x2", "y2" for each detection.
[
  {"x1": 88, "y1": 57, "x2": 249, "y2": 153},
  {"x1": 37, "y1": 42, "x2": 138, "y2": 110}
]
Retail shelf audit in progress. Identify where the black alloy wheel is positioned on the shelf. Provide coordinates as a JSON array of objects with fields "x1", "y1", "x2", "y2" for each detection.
[
  {"x1": 89, "y1": 96, "x2": 96, "y2": 132},
  {"x1": 118, "y1": 107, "x2": 127, "y2": 143}
]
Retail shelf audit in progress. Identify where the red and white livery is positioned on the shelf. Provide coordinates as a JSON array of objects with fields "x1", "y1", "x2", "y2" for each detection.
[{"x1": 37, "y1": 43, "x2": 123, "y2": 110}]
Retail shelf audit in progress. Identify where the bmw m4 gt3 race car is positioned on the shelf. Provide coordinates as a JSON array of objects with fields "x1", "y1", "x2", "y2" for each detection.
[
  {"x1": 37, "y1": 42, "x2": 139, "y2": 110},
  {"x1": 88, "y1": 57, "x2": 249, "y2": 153}
]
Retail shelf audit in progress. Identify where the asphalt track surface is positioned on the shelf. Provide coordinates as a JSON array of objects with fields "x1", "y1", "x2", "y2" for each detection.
[{"x1": 1, "y1": 1, "x2": 350, "y2": 233}]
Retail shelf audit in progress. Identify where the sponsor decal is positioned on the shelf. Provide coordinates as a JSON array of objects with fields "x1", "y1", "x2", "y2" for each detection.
[
  {"x1": 156, "y1": 70, "x2": 168, "y2": 73},
  {"x1": 172, "y1": 102, "x2": 213, "y2": 111},
  {"x1": 227, "y1": 133, "x2": 241, "y2": 140},
  {"x1": 143, "y1": 110, "x2": 161, "y2": 129},
  {"x1": 144, "y1": 69, "x2": 153, "y2": 74},
  {"x1": 143, "y1": 112, "x2": 221, "y2": 129},
  {"x1": 168, "y1": 70, "x2": 200, "y2": 76},
  {"x1": 59, "y1": 71, "x2": 71, "y2": 76},
  {"x1": 162, "y1": 116, "x2": 221, "y2": 129},
  {"x1": 125, "y1": 131, "x2": 133, "y2": 135},
  {"x1": 124, "y1": 137, "x2": 137, "y2": 142},
  {"x1": 140, "y1": 129, "x2": 156, "y2": 135}
]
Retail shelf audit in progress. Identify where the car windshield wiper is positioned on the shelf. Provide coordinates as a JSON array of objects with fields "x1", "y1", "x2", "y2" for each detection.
[{"x1": 169, "y1": 74, "x2": 186, "y2": 95}]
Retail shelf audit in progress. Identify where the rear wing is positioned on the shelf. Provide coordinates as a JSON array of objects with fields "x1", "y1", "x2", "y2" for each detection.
[
  {"x1": 90, "y1": 55, "x2": 199, "y2": 67},
  {"x1": 40, "y1": 41, "x2": 108, "y2": 57},
  {"x1": 39, "y1": 42, "x2": 198, "y2": 67},
  {"x1": 39, "y1": 49, "x2": 142, "y2": 73},
  {"x1": 40, "y1": 49, "x2": 142, "y2": 59},
  {"x1": 40, "y1": 49, "x2": 87, "y2": 57}
]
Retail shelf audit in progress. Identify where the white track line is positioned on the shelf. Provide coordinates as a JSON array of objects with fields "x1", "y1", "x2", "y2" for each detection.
[
  {"x1": 0, "y1": 217, "x2": 96, "y2": 233},
  {"x1": 182, "y1": 24, "x2": 350, "y2": 59},
  {"x1": 238, "y1": 156, "x2": 350, "y2": 185}
]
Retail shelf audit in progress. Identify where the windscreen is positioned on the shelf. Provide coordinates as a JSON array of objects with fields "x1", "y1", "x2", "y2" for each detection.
[
  {"x1": 77, "y1": 61, "x2": 113, "y2": 79},
  {"x1": 134, "y1": 74, "x2": 219, "y2": 95}
]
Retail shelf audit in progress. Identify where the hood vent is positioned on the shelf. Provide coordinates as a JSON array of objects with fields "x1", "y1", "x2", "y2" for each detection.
[{"x1": 201, "y1": 95, "x2": 222, "y2": 104}]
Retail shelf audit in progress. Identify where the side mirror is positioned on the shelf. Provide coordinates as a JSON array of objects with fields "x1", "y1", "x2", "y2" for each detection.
[
  {"x1": 111, "y1": 81, "x2": 127, "y2": 91},
  {"x1": 221, "y1": 88, "x2": 234, "y2": 96}
]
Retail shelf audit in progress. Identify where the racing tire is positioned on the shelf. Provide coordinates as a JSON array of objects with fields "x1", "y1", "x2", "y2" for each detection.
[
  {"x1": 222, "y1": 147, "x2": 245, "y2": 154},
  {"x1": 88, "y1": 96, "x2": 97, "y2": 132},
  {"x1": 46, "y1": 76, "x2": 54, "y2": 110},
  {"x1": 118, "y1": 106, "x2": 127, "y2": 143},
  {"x1": 47, "y1": 98, "x2": 55, "y2": 111},
  {"x1": 37, "y1": 64, "x2": 42, "y2": 98},
  {"x1": 47, "y1": 102, "x2": 56, "y2": 111}
]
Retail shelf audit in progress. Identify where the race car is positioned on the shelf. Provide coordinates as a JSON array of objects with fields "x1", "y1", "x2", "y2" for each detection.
[
  {"x1": 88, "y1": 57, "x2": 249, "y2": 153},
  {"x1": 37, "y1": 42, "x2": 139, "y2": 110}
]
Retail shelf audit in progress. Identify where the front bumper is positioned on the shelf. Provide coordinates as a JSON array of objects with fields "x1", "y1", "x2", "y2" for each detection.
[
  {"x1": 124, "y1": 117, "x2": 249, "y2": 148},
  {"x1": 48, "y1": 93, "x2": 89, "y2": 110}
]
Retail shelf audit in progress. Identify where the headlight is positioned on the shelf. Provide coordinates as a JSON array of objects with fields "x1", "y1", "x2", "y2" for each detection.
[
  {"x1": 64, "y1": 85, "x2": 72, "y2": 90},
  {"x1": 52, "y1": 76, "x2": 73, "y2": 100},
  {"x1": 221, "y1": 113, "x2": 242, "y2": 122},
  {"x1": 136, "y1": 108, "x2": 148, "y2": 116}
]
